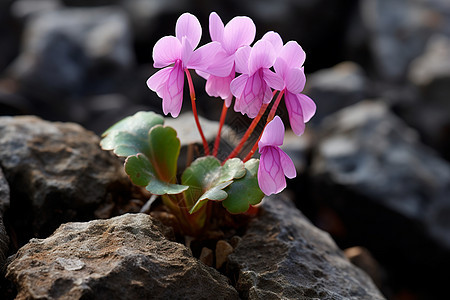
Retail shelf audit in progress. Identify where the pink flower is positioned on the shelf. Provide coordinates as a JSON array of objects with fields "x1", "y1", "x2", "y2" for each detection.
[
  {"x1": 257, "y1": 116, "x2": 296, "y2": 195},
  {"x1": 146, "y1": 13, "x2": 224, "y2": 117},
  {"x1": 230, "y1": 38, "x2": 284, "y2": 118},
  {"x1": 197, "y1": 12, "x2": 256, "y2": 107},
  {"x1": 272, "y1": 38, "x2": 316, "y2": 136}
]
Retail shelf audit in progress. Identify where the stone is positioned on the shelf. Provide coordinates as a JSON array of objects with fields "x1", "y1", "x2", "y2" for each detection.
[
  {"x1": 227, "y1": 195, "x2": 385, "y2": 300},
  {"x1": 406, "y1": 34, "x2": 450, "y2": 160},
  {"x1": 9, "y1": 6, "x2": 135, "y2": 122},
  {"x1": 305, "y1": 61, "x2": 368, "y2": 125},
  {"x1": 215, "y1": 240, "x2": 233, "y2": 269},
  {"x1": 310, "y1": 100, "x2": 450, "y2": 297},
  {"x1": 359, "y1": 0, "x2": 450, "y2": 80},
  {"x1": 0, "y1": 0, "x2": 20, "y2": 73},
  {"x1": 0, "y1": 167, "x2": 10, "y2": 215},
  {"x1": 0, "y1": 167, "x2": 10, "y2": 269},
  {"x1": 6, "y1": 213, "x2": 239, "y2": 300},
  {"x1": 344, "y1": 246, "x2": 382, "y2": 289},
  {"x1": 0, "y1": 116, "x2": 130, "y2": 245},
  {"x1": 199, "y1": 247, "x2": 213, "y2": 267}
]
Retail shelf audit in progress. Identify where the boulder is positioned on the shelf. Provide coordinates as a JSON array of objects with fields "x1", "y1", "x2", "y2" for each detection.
[
  {"x1": 6, "y1": 213, "x2": 239, "y2": 300},
  {"x1": 0, "y1": 116, "x2": 130, "y2": 245},
  {"x1": 228, "y1": 195, "x2": 385, "y2": 300},
  {"x1": 0, "y1": 167, "x2": 9, "y2": 268},
  {"x1": 310, "y1": 100, "x2": 450, "y2": 298}
]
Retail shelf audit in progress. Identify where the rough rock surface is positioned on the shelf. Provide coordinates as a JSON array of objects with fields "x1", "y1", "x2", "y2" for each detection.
[
  {"x1": 0, "y1": 167, "x2": 10, "y2": 269},
  {"x1": 0, "y1": 115, "x2": 129, "y2": 244},
  {"x1": 310, "y1": 100, "x2": 450, "y2": 296},
  {"x1": 228, "y1": 195, "x2": 385, "y2": 300},
  {"x1": 6, "y1": 213, "x2": 239, "y2": 300}
]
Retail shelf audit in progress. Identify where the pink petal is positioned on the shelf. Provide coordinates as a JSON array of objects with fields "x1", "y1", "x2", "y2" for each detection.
[
  {"x1": 230, "y1": 73, "x2": 248, "y2": 99},
  {"x1": 298, "y1": 93, "x2": 316, "y2": 122},
  {"x1": 147, "y1": 67, "x2": 172, "y2": 98},
  {"x1": 285, "y1": 67, "x2": 306, "y2": 94},
  {"x1": 223, "y1": 16, "x2": 256, "y2": 54},
  {"x1": 248, "y1": 40, "x2": 276, "y2": 75},
  {"x1": 258, "y1": 147, "x2": 286, "y2": 195},
  {"x1": 181, "y1": 36, "x2": 194, "y2": 68},
  {"x1": 258, "y1": 115, "x2": 284, "y2": 149},
  {"x1": 261, "y1": 31, "x2": 283, "y2": 54},
  {"x1": 206, "y1": 50, "x2": 235, "y2": 77},
  {"x1": 152, "y1": 36, "x2": 181, "y2": 68},
  {"x1": 278, "y1": 148, "x2": 296, "y2": 178},
  {"x1": 205, "y1": 73, "x2": 234, "y2": 102},
  {"x1": 175, "y1": 13, "x2": 202, "y2": 49},
  {"x1": 209, "y1": 12, "x2": 224, "y2": 42},
  {"x1": 262, "y1": 82, "x2": 273, "y2": 104},
  {"x1": 234, "y1": 45, "x2": 251, "y2": 74},
  {"x1": 263, "y1": 69, "x2": 284, "y2": 91},
  {"x1": 187, "y1": 41, "x2": 224, "y2": 73},
  {"x1": 162, "y1": 61, "x2": 184, "y2": 117},
  {"x1": 236, "y1": 71, "x2": 265, "y2": 118},
  {"x1": 279, "y1": 41, "x2": 306, "y2": 69},
  {"x1": 195, "y1": 70, "x2": 209, "y2": 80},
  {"x1": 284, "y1": 92, "x2": 305, "y2": 136}
]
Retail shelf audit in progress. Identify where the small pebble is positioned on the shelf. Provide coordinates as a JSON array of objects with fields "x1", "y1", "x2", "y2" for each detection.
[{"x1": 215, "y1": 240, "x2": 233, "y2": 269}]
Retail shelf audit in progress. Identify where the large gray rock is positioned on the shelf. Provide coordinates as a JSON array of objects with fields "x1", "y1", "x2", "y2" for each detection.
[
  {"x1": 0, "y1": 115, "x2": 130, "y2": 244},
  {"x1": 228, "y1": 195, "x2": 385, "y2": 300},
  {"x1": 6, "y1": 213, "x2": 239, "y2": 300},
  {"x1": 360, "y1": 0, "x2": 450, "y2": 81},
  {"x1": 0, "y1": 168, "x2": 9, "y2": 271},
  {"x1": 310, "y1": 100, "x2": 450, "y2": 297}
]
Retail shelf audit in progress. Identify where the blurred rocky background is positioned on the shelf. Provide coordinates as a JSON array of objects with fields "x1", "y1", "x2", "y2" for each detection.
[{"x1": 0, "y1": 0, "x2": 449, "y2": 299}]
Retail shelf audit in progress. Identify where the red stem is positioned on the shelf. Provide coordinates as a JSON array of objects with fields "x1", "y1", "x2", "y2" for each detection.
[
  {"x1": 213, "y1": 100, "x2": 230, "y2": 157},
  {"x1": 243, "y1": 89, "x2": 285, "y2": 162},
  {"x1": 185, "y1": 69, "x2": 210, "y2": 156}
]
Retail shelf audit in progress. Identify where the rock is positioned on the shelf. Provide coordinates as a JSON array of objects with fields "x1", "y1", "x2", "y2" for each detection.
[
  {"x1": 6, "y1": 213, "x2": 239, "y2": 300},
  {"x1": 0, "y1": 116, "x2": 130, "y2": 245},
  {"x1": 360, "y1": 0, "x2": 450, "y2": 81},
  {"x1": 10, "y1": 0, "x2": 62, "y2": 19},
  {"x1": 0, "y1": 167, "x2": 10, "y2": 215},
  {"x1": 344, "y1": 246, "x2": 383, "y2": 289},
  {"x1": 0, "y1": 167, "x2": 9, "y2": 269},
  {"x1": 215, "y1": 240, "x2": 233, "y2": 269},
  {"x1": 227, "y1": 195, "x2": 385, "y2": 300},
  {"x1": 305, "y1": 61, "x2": 368, "y2": 125},
  {"x1": 199, "y1": 247, "x2": 213, "y2": 267},
  {"x1": 9, "y1": 6, "x2": 135, "y2": 121},
  {"x1": 310, "y1": 100, "x2": 450, "y2": 297},
  {"x1": 0, "y1": 0, "x2": 20, "y2": 74},
  {"x1": 406, "y1": 34, "x2": 450, "y2": 160}
]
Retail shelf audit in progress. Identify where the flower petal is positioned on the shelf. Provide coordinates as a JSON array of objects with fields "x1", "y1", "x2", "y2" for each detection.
[
  {"x1": 298, "y1": 93, "x2": 316, "y2": 122},
  {"x1": 261, "y1": 31, "x2": 283, "y2": 54},
  {"x1": 206, "y1": 50, "x2": 235, "y2": 77},
  {"x1": 152, "y1": 36, "x2": 181, "y2": 68},
  {"x1": 147, "y1": 67, "x2": 172, "y2": 98},
  {"x1": 284, "y1": 92, "x2": 305, "y2": 136},
  {"x1": 259, "y1": 115, "x2": 284, "y2": 148},
  {"x1": 162, "y1": 61, "x2": 184, "y2": 117},
  {"x1": 249, "y1": 40, "x2": 276, "y2": 75},
  {"x1": 230, "y1": 74, "x2": 248, "y2": 99},
  {"x1": 279, "y1": 41, "x2": 305, "y2": 69},
  {"x1": 181, "y1": 36, "x2": 194, "y2": 68},
  {"x1": 223, "y1": 16, "x2": 256, "y2": 54},
  {"x1": 237, "y1": 71, "x2": 265, "y2": 118},
  {"x1": 234, "y1": 45, "x2": 250, "y2": 74},
  {"x1": 278, "y1": 148, "x2": 296, "y2": 178},
  {"x1": 175, "y1": 13, "x2": 202, "y2": 49},
  {"x1": 263, "y1": 69, "x2": 284, "y2": 91},
  {"x1": 205, "y1": 73, "x2": 234, "y2": 102},
  {"x1": 258, "y1": 147, "x2": 286, "y2": 195},
  {"x1": 187, "y1": 41, "x2": 223, "y2": 73},
  {"x1": 209, "y1": 12, "x2": 224, "y2": 42},
  {"x1": 285, "y1": 67, "x2": 306, "y2": 94}
]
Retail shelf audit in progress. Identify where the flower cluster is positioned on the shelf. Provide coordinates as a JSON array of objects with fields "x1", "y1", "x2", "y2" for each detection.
[{"x1": 147, "y1": 12, "x2": 316, "y2": 196}]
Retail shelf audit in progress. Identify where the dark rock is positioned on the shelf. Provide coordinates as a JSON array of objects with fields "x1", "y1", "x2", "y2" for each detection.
[
  {"x1": 6, "y1": 213, "x2": 239, "y2": 300},
  {"x1": 8, "y1": 6, "x2": 135, "y2": 121},
  {"x1": 406, "y1": 34, "x2": 450, "y2": 160},
  {"x1": 0, "y1": 115, "x2": 130, "y2": 246},
  {"x1": 0, "y1": 168, "x2": 9, "y2": 269},
  {"x1": 344, "y1": 246, "x2": 383, "y2": 290},
  {"x1": 305, "y1": 61, "x2": 368, "y2": 125},
  {"x1": 359, "y1": 0, "x2": 450, "y2": 81},
  {"x1": 0, "y1": 167, "x2": 10, "y2": 215},
  {"x1": 310, "y1": 100, "x2": 450, "y2": 297},
  {"x1": 10, "y1": 0, "x2": 61, "y2": 19},
  {"x1": 228, "y1": 195, "x2": 384, "y2": 300}
]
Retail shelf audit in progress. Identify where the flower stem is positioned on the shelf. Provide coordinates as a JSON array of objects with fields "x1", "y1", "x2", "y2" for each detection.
[
  {"x1": 243, "y1": 89, "x2": 285, "y2": 162},
  {"x1": 185, "y1": 69, "x2": 210, "y2": 156},
  {"x1": 213, "y1": 100, "x2": 230, "y2": 157},
  {"x1": 225, "y1": 90, "x2": 278, "y2": 161}
]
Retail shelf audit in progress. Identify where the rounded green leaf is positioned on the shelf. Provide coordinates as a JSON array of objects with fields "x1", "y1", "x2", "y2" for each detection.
[{"x1": 222, "y1": 159, "x2": 265, "y2": 214}]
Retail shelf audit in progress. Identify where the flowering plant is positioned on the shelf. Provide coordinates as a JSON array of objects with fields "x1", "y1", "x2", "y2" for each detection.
[{"x1": 100, "y1": 12, "x2": 315, "y2": 236}]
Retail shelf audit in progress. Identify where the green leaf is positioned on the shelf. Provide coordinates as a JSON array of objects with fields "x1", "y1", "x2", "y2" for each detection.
[
  {"x1": 222, "y1": 159, "x2": 265, "y2": 214},
  {"x1": 125, "y1": 154, "x2": 188, "y2": 195},
  {"x1": 181, "y1": 157, "x2": 247, "y2": 214},
  {"x1": 100, "y1": 111, "x2": 164, "y2": 157}
]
